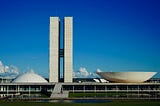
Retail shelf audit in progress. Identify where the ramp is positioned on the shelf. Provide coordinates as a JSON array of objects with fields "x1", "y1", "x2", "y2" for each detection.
[
  {"x1": 50, "y1": 83, "x2": 69, "y2": 98},
  {"x1": 52, "y1": 83, "x2": 62, "y2": 94}
]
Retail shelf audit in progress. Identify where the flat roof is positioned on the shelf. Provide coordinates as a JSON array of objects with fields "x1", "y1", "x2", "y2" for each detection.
[{"x1": 1, "y1": 82, "x2": 160, "y2": 86}]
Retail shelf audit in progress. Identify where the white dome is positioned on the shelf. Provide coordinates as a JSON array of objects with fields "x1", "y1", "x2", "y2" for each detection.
[{"x1": 12, "y1": 71, "x2": 48, "y2": 83}]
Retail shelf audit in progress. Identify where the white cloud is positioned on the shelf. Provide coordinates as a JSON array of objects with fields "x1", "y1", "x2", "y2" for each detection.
[
  {"x1": 0, "y1": 61, "x2": 3, "y2": 66},
  {"x1": 96, "y1": 68, "x2": 103, "y2": 72},
  {"x1": 0, "y1": 61, "x2": 5, "y2": 73},
  {"x1": 79, "y1": 67, "x2": 89, "y2": 77},
  {"x1": 0, "y1": 60, "x2": 19, "y2": 79},
  {"x1": 73, "y1": 67, "x2": 100, "y2": 78}
]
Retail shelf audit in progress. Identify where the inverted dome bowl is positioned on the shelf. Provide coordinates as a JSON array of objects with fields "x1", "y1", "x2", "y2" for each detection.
[{"x1": 97, "y1": 72, "x2": 157, "y2": 83}]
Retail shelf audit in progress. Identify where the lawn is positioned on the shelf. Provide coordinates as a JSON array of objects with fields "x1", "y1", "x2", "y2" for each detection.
[{"x1": 0, "y1": 101, "x2": 160, "y2": 106}]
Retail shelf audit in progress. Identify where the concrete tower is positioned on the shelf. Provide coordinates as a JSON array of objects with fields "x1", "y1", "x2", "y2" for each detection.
[
  {"x1": 49, "y1": 16, "x2": 73, "y2": 83},
  {"x1": 49, "y1": 17, "x2": 59, "y2": 82},
  {"x1": 64, "y1": 17, "x2": 73, "y2": 82}
]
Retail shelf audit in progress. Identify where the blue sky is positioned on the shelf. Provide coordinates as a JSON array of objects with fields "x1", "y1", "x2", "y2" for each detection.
[{"x1": 0, "y1": 0, "x2": 160, "y2": 78}]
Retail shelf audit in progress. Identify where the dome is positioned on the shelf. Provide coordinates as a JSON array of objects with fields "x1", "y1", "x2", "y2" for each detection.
[
  {"x1": 97, "y1": 72, "x2": 157, "y2": 83},
  {"x1": 12, "y1": 71, "x2": 48, "y2": 83}
]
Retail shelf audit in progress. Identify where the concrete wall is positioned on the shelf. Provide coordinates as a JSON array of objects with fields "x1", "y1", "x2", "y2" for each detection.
[
  {"x1": 49, "y1": 17, "x2": 59, "y2": 82},
  {"x1": 64, "y1": 17, "x2": 73, "y2": 82}
]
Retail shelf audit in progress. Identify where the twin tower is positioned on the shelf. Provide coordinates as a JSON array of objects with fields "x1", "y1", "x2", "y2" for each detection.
[{"x1": 49, "y1": 17, "x2": 73, "y2": 83}]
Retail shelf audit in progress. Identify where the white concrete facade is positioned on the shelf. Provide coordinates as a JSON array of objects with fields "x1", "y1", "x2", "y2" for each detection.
[
  {"x1": 49, "y1": 17, "x2": 73, "y2": 83},
  {"x1": 49, "y1": 17, "x2": 59, "y2": 82},
  {"x1": 64, "y1": 17, "x2": 73, "y2": 82}
]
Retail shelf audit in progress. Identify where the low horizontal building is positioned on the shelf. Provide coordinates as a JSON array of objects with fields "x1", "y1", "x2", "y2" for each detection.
[
  {"x1": 0, "y1": 82, "x2": 160, "y2": 99},
  {"x1": 0, "y1": 72, "x2": 160, "y2": 99}
]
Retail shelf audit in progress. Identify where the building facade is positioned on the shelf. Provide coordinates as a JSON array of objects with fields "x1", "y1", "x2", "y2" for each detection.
[
  {"x1": 49, "y1": 17, "x2": 60, "y2": 82},
  {"x1": 49, "y1": 17, "x2": 73, "y2": 83},
  {"x1": 1, "y1": 82, "x2": 160, "y2": 99},
  {"x1": 64, "y1": 17, "x2": 73, "y2": 83}
]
